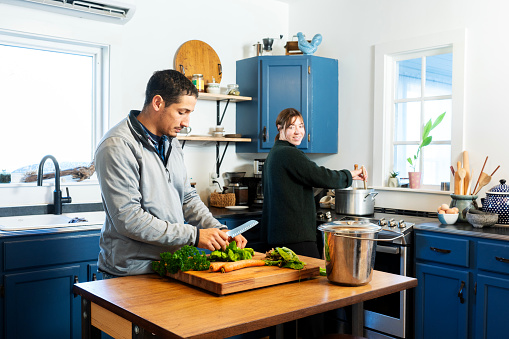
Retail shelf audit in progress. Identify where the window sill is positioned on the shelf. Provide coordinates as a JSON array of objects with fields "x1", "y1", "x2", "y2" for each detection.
[{"x1": 372, "y1": 186, "x2": 452, "y2": 195}]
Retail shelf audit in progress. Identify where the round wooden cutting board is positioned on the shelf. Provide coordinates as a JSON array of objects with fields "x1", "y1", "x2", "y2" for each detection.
[{"x1": 174, "y1": 40, "x2": 222, "y2": 84}]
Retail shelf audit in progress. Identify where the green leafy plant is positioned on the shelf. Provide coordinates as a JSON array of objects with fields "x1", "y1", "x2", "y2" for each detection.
[
  {"x1": 407, "y1": 112, "x2": 446, "y2": 172},
  {"x1": 390, "y1": 171, "x2": 399, "y2": 178}
]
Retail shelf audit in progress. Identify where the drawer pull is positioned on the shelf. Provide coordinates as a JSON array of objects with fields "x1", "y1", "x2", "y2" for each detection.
[
  {"x1": 262, "y1": 126, "x2": 267, "y2": 142},
  {"x1": 495, "y1": 256, "x2": 509, "y2": 264},
  {"x1": 458, "y1": 281, "x2": 465, "y2": 304},
  {"x1": 430, "y1": 247, "x2": 451, "y2": 254}
]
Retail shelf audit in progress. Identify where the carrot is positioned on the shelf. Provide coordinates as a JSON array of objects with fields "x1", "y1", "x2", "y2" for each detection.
[
  {"x1": 220, "y1": 260, "x2": 266, "y2": 273},
  {"x1": 209, "y1": 262, "x2": 226, "y2": 272}
]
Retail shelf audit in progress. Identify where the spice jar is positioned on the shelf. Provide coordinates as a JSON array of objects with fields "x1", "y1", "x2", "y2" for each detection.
[
  {"x1": 227, "y1": 84, "x2": 240, "y2": 96},
  {"x1": 192, "y1": 74, "x2": 204, "y2": 92}
]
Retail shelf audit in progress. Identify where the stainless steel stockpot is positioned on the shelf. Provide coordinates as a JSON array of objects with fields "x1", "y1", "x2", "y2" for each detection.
[{"x1": 335, "y1": 187, "x2": 378, "y2": 216}]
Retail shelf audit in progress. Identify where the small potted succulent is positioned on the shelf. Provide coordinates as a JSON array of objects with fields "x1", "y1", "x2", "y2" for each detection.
[{"x1": 388, "y1": 171, "x2": 399, "y2": 187}]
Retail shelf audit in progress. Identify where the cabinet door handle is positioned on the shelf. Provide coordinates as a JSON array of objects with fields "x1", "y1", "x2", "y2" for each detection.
[
  {"x1": 262, "y1": 126, "x2": 267, "y2": 142},
  {"x1": 92, "y1": 273, "x2": 97, "y2": 281},
  {"x1": 308, "y1": 133, "x2": 311, "y2": 142},
  {"x1": 430, "y1": 247, "x2": 451, "y2": 254},
  {"x1": 496, "y1": 256, "x2": 509, "y2": 264},
  {"x1": 73, "y1": 275, "x2": 79, "y2": 298},
  {"x1": 458, "y1": 281, "x2": 465, "y2": 304}
]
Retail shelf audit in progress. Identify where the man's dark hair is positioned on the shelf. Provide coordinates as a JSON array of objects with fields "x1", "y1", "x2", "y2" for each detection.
[{"x1": 143, "y1": 70, "x2": 198, "y2": 108}]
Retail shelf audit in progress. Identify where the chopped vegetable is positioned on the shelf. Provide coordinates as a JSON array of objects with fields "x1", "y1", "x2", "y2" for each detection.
[
  {"x1": 209, "y1": 241, "x2": 254, "y2": 262},
  {"x1": 264, "y1": 247, "x2": 306, "y2": 270},
  {"x1": 319, "y1": 267, "x2": 327, "y2": 276},
  {"x1": 152, "y1": 245, "x2": 210, "y2": 276},
  {"x1": 220, "y1": 259, "x2": 266, "y2": 273}
]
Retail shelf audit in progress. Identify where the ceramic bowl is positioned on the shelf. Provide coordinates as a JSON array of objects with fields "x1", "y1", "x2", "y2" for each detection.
[
  {"x1": 466, "y1": 211, "x2": 499, "y2": 228},
  {"x1": 206, "y1": 83, "x2": 220, "y2": 94},
  {"x1": 437, "y1": 213, "x2": 459, "y2": 225}
]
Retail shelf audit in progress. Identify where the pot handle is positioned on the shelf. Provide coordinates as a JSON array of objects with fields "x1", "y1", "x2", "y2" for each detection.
[
  {"x1": 363, "y1": 192, "x2": 378, "y2": 201},
  {"x1": 333, "y1": 231, "x2": 404, "y2": 242}
]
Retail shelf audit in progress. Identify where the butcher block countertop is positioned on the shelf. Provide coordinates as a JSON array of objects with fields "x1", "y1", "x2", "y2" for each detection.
[{"x1": 73, "y1": 256, "x2": 417, "y2": 339}]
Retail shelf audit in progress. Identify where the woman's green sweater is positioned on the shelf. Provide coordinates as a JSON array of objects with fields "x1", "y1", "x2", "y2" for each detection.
[{"x1": 261, "y1": 140, "x2": 353, "y2": 245}]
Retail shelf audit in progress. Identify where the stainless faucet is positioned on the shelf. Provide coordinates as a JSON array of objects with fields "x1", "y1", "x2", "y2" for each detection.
[{"x1": 37, "y1": 155, "x2": 72, "y2": 215}]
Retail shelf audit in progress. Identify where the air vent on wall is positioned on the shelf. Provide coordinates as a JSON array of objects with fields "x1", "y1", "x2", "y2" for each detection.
[{"x1": 0, "y1": 0, "x2": 136, "y2": 24}]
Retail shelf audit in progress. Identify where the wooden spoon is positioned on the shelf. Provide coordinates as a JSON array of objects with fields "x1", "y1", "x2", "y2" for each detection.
[
  {"x1": 462, "y1": 151, "x2": 470, "y2": 195},
  {"x1": 456, "y1": 162, "x2": 466, "y2": 196},
  {"x1": 361, "y1": 166, "x2": 367, "y2": 189},
  {"x1": 473, "y1": 172, "x2": 492, "y2": 195}
]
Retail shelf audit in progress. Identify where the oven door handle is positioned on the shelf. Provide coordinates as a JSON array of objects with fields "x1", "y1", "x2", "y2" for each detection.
[{"x1": 376, "y1": 245, "x2": 400, "y2": 254}]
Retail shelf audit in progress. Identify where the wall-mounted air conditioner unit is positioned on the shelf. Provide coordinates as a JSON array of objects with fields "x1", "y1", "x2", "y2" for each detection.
[{"x1": 0, "y1": 0, "x2": 136, "y2": 24}]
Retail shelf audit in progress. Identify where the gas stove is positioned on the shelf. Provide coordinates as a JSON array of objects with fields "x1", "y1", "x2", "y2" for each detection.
[{"x1": 317, "y1": 213, "x2": 415, "y2": 245}]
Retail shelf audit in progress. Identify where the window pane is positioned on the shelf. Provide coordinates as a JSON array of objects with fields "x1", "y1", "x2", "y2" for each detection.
[
  {"x1": 425, "y1": 53, "x2": 452, "y2": 97},
  {"x1": 396, "y1": 58, "x2": 421, "y2": 100},
  {"x1": 423, "y1": 100, "x2": 452, "y2": 141},
  {"x1": 395, "y1": 102, "x2": 420, "y2": 141},
  {"x1": 422, "y1": 144, "x2": 451, "y2": 185},
  {"x1": 0, "y1": 44, "x2": 94, "y2": 178},
  {"x1": 393, "y1": 144, "x2": 419, "y2": 176}
]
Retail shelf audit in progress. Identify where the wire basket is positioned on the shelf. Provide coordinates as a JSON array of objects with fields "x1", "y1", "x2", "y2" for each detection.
[{"x1": 210, "y1": 191, "x2": 236, "y2": 208}]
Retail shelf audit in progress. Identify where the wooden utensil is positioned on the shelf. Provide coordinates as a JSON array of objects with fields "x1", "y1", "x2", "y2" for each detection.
[
  {"x1": 473, "y1": 172, "x2": 491, "y2": 195},
  {"x1": 174, "y1": 40, "x2": 222, "y2": 84},
  {"x1": 456, "y1": 161, "x2": 466, "y2": 195},
  {"x1": 454, "y1": 162, "x2": 461, "y2": 195},
  {"x1": 472, "y1": 156, "x2": 488, "y2": 195},
  {"x1": 462, "y1": 151, "x2": 470, "y2": 195},
  {"x1": 490, "y1": 165, "x2": 500, "y2": 177},
  {"x1": 361, "y1": 166, "x2": 367, "y2": 189}
]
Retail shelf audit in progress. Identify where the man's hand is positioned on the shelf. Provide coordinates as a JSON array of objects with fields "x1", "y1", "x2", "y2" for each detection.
[
  {"x1": 197, "y1": 228, "x2": 229, "y2": 251},
  {"x1": 228, "y1": 233, "x2": 247, "y2": 249}
]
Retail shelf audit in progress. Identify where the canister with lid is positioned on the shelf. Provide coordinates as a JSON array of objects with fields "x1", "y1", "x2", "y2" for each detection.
[{"x1": 483, "y1": 179, "x2": 509, "y2": 224}]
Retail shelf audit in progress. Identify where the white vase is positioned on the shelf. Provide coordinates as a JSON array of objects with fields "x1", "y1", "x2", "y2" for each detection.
[{"x1": 388, "y1": 177, "x2": 399, "y2": 187}]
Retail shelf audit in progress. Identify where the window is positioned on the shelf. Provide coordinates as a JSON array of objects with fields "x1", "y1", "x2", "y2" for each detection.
[
  {"x1": 373, "y1": 30, "x2": 466, "y2": 190},
  {"x1": 0, "y1": 29, "x2": 109, "y2": 183}
]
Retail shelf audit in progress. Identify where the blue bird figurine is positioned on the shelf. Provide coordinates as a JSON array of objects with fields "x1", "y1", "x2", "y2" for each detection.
[{"x1": 297, "y1": 32, "x2": 322, "y2": 55}]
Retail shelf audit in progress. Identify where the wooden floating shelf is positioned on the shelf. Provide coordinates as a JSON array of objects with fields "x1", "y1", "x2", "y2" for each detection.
[
  {"x1": 176, "y1": 135, "x2": 251, "y2": 142},
  {"x1": 198, "y1": 92, "x2": 252, "y2": 102}
]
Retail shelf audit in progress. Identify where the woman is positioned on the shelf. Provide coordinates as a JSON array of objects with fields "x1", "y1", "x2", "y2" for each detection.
[{"x1": 261, "y1": 108, "x2": 366, "y2": 259}]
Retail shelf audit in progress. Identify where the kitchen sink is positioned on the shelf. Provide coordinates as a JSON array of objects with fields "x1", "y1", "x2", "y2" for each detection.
[{"x1": 0, "y1": 211, "x2": 105, "y2": 231}]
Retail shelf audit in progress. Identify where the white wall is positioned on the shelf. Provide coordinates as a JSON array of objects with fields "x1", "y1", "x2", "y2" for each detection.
[
  {"x1": 289, "y1": 0, "x2": 509, "y2": 212},
  {"x1": 0, "y1": 0, "x2": 289, "y2": 206},
  {"x1": 1, "y1": 0, "x2": 507, "y2": 213}
]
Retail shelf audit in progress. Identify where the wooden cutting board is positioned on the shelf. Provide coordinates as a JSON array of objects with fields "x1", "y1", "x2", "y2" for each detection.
[
  {"x1": 174, "y1": 40, "x2": 222, "y2": 84},
  {"x1": 166, "y1": 252, "x2": 320, "y2": 295}
]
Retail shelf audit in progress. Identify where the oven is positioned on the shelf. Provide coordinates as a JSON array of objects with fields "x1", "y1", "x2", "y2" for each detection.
[{"x1": 317, "y1": 213, "x2": 415, "y2": 339}]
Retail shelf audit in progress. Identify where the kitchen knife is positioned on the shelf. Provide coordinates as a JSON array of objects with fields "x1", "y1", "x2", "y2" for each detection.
[{"x1": 226, "y1": 220, "x2": 258, "y2": 238}]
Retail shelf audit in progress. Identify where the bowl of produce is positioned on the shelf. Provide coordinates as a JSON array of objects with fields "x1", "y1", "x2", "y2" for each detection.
[
  {"x1": 466, "y1": 209, "x2": 499, "y2": 228},
  {"x1": 437, "y1": 204, "x2": 459, "y2": 225}
]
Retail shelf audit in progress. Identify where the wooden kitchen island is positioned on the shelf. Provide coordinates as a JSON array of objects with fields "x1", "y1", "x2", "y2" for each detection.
[{"x1": 73, "y1": 256, "x2": 417, "y2": 339}]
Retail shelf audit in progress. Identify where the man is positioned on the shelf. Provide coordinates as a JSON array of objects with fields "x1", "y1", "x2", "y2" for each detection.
[{"x1": 95, "y1": 70, "x2": 246, "y2": 277}]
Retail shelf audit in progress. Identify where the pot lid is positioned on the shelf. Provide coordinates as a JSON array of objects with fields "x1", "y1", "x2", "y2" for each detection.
[
  {"x1": 487, "y1": 179, "x2": 509, "y2": 193},
  {"x1": 318, "y1": 221, "x2": 381, "y2": 234}
]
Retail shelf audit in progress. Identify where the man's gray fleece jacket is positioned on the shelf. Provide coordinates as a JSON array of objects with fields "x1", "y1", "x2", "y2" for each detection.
[{"x1": 95, "y1": 111, "x2": 224, "y2": 276}]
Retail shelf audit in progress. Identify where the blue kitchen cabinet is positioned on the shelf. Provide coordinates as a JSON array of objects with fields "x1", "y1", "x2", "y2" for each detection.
[
  {"x1": 415, "y1": 263, "x2": 470, "y2": 338},
  {"x1": 0, "y1": 230, "x2": 102, "y2": 339},
  {"x1": 235, "y1": 55, "x2": 338, "y2": 153},
  {"x1": 414, "y1": 230, "x2": 509, "y2": 338}
]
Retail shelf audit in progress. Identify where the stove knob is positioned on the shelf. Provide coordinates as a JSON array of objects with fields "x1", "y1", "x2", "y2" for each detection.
[
  {"x1": 398, "y1": 220, "x2": 406, "y2": 228},
  {"x1": 389, "y1": 219, "x2": 398, "y2": 227},
  {"x1": 378, "y1": 218, "x2": 387, "y2": 226}
]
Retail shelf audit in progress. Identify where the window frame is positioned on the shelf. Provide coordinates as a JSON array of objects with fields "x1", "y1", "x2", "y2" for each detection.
[
  {"x1": 0, "y1": 28, "x2": 110, "y2": 186},
  {"x1": 372, "y1": 29, "x2": 466, "y2": 191}
]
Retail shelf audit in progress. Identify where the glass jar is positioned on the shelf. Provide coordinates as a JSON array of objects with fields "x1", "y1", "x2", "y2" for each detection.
[
  {"x1": 192, "y1": 74, "x2": 204, "y2": 92},
  {"x1": 227, "y1": 84, "x2": 239, "y2": 96}
]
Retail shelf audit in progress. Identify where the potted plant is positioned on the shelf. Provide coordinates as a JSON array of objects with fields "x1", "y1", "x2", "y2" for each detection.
[
  {"x1": 407, "y1": 112, "x2": 446, "y2": 188},
  {"x1": 388, "y1": 171, "x2": 399, "y2": 187}
]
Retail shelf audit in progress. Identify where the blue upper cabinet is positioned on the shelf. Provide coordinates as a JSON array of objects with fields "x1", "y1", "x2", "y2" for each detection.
[{"x1": 235, "y1": 55, "x2": 338, "y2": 153}]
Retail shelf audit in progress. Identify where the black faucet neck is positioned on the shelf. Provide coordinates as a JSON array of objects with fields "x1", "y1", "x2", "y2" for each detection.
[{"x1": 37, "y1": 155, "x2": 61, "y2": 192}]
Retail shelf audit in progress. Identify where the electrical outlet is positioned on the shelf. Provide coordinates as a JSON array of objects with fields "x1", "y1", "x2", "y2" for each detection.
[{"x1": 209, "y1": 172, "x2": 218, "y2": 186}]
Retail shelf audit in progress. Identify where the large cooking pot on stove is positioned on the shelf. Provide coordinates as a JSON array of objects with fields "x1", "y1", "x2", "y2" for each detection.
[{"x1": 335, "y1": 187, "x2": 378, "y2": 216}]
